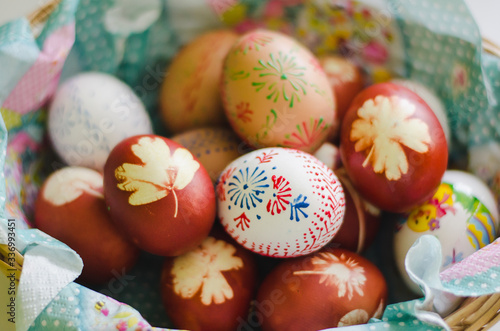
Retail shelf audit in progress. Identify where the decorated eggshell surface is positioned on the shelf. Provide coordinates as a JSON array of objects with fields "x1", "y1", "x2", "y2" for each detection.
[
  {"x1": 255, "y1": 248, "x2": 387, "y2": 331},
  {"x1": 216, "y1": 147, "x2": 345, "y2": 258},
  {"x1": 394, "y1": 170, "x2": 499, "y2": 294},
  {"x1": 103, "y1": 134, "x2": 216, "y2": 256},
  {"x1": 160, "y1": 235, "x2": 257, "y2": 331},
  {"x1": 160, "y1": 30, "x2": 239, "y2": 134},
  {"x1": 49, "y1": 72, "x2": 153, "y2": 172},
  {"x1": 171, "y1": 127, "x2": 244, "y2": 183},
  {"x1": 221, "y1": 29, "x2": 335, "y2": 153},
  {"x1": 340, "y1": 82, "x2": 448, "y2": 213}
]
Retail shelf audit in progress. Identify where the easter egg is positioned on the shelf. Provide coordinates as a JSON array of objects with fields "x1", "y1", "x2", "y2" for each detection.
[
  {"x1": 391, "y1": 79, "x2": 450, "y2": 145},
  {"x1": 254, "y1": 248, "x2": 387, "y2": 331},
  {"x1": 171, "y1": 127, "x2": 245, "y2": 183},
  {"x1": 103, "y1": 134, "x2": 216, "y2": 256},
  {"x1": 340, "y1": 82, "x2": 448, "y2": 213},
  {"x1": 159, "y1": 30, "x2": 239, "y2": 133},
  {"x1": 216, "y1": 147, "x2": 345, "y2": 258},
  {"x1": 318, "y1": 55, "x2": 365, "y2": 140},
  {"x1": 394, "y1": 170, "x2": 499, "y2": 293},
  {"x1": 48, "y1": 72, "x2": 153, "y2": 172},
  {"x1": 313, "y1": 142, "x2": 342, "y2": 172},
  {"x1": 221, "y1": 29, "x2": 336, "y2": 153},
  {"x1": 160, "y1": 234, "x2": 257, "y2": 331},
  {"x1": 328, "y1": 169, "x2": 381, "y2": 253},
  {"x1": 34, "y1": 167, "x2": 139, "y2": 284}
]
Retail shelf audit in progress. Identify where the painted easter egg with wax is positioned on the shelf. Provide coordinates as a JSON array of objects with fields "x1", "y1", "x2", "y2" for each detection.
[
  {"x1": 103, "y1": 134, "x2": 216, "y2": 256},
  {"x1": 394, "y1": 170, "x2": 499, "y2": 294},
  {"x1": 216, "y1": 147, "x2": 345, "y2": 258},
  {"x1": 340, "y1": 82, "x2": 448, "y2": 213},
  {"x1": 255, "y1": 248, "x2": 387, "y2": 331},
  {"x1": 160, "y1": 234, "x2": 257, "y2": 331},
  {"x1": 221, "y1": 29, "x2": 336, "y2": 153}
]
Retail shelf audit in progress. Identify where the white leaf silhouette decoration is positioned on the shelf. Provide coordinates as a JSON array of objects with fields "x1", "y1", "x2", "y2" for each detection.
[
  {"x1": 350, "y1": 95, "x2": 431, "y2": 181},
  {"x1": 294, "y1": 252, "x2": 366, "y2": 300},
  {"x1": 115, "y1": 136, "x2": 199, "y2": 216},
  {"x1": 171, "y1": 237, "x2": 243, "y2": 305}
]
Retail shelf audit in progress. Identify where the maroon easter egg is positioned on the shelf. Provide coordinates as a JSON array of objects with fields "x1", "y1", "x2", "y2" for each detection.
[
  {"x1": 319, "y1": 55, "x2": 365, "y2": 140},
  {"x1": 339, "y1": 82, "x2": 448, "y2": 213},
  {"x1": 160, "y1": 235, "x2": 258, "y2": 331},
  {"x1": 35, "y1": 167, "x2": 139, "y2": 284},
  {"x1": 103, "y1": 134, "x2": 216, "y2": 256},
  {"x1": 328, "y1": 169, "x2": 381, "y2": 253},
  {"x1": 255, "y1": 248, "x2": 387, "y2": 331}
]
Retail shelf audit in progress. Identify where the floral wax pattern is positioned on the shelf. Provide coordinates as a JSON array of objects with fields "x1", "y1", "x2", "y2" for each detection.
[
  {"x1": 222, "y1": 29, "x2": 335, "y2": 153},
  {"x1": 217, "y1": 148, "x2": 345, "y2": 257}
]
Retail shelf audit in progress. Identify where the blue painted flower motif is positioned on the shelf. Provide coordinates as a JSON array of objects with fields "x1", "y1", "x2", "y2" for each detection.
[
  {"x1": 227, "y1": 167, "x2": 269, "y2": 210},
  {"x1": 290, "y1": 194, "x2": 309, "y2": 222}
]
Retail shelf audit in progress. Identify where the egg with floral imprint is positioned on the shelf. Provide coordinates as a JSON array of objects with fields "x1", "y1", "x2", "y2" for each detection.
[
  {"x1": 171, "y1": 127, "x2": 245, "y2": 183},
  {"x1": 35, "y1": 167, "x2": 140, "y2": 284},
  {"x1": 340, "y1": 82, "x2": 448, "y2": 213},
  {"x1": 255, "y1": 248, "x2": 387, "y2": 331},
  {"x1": 160, "y1": 234, "x2": 257, "y2": 331},
  {"x1": 394, "y1": 170, "x2": 499, "y2": 294},
  {"x1": 217, "y1": 147, "x2": 345, "y2": 258},
  {"x1": 103, "y1": 134, "x2": 216, "y2": 256},
  {"x1": 221, "y1": 29, "x2": 336, "y2": 153}
]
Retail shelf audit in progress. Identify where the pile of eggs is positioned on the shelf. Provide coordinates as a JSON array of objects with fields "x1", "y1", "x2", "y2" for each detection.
[{"x1": 35, "y1": 28, "x2": 499, "y2": 331}]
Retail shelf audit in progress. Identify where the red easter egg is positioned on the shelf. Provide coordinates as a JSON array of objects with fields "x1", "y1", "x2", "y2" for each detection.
[
  {"x1": 318, "y1": 56, "x2": 365, "y2": 140},
  {"x1": 34, "y1": 167, "x2": 139, "y2": 284},
  {"x1": 160, "y1": 234, "x2": 258, "y2": 331},
  {"x1": 339, "y1": 82, "x2": 448, "y2": 213},
  {"x1": 255, "y1": 248, "x2": 387, "y2": 331},
  {"x1": 328, "y1": 169, "x2": 381, "y2": 253},
  {"x1": 103, "y1": 134, "x2": 216, "y2": 256}
]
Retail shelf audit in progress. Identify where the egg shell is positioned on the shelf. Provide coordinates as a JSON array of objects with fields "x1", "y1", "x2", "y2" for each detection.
[
  {"x1": 160, "y1": 233, "x2": 258, "y2": 331},
  {"x1": 328, "y1": 169, "x2": 381, "y2": 253},
  {"x1": 221, "y1": 29, "x2": 336, "y2": 153},
  {"x1": 313, "y1": 142, "x2": 342, "y2": 172},
  {"x1": 48, "y1": 72, "x2": 153, "y2": 172},
  {"x1": 34, "y1": 167, "x2": 140, "y2": 284},
  {"x1": 394, "y1": 170, "x2": 499, "y2": 294},
  {"x1": 318, "y1": 55, "x2": 365, "y2": 141},
  {"x1": 391, "y1": 78, "x2": 450, "y2": 146},
  {"x1": 159, "y1": 30, "x2": 239, "y2": 134},
  {"x1": 217, "y1": 147, "x2": 345, "y2": 258},
  {"x1": 103, "y1": 134, "x2": 216, "y2": 256},
  {"x1": 340, "y1": 82, "x2": 448, "y2": 213},
  {"x1": 171, "y1": 127, "x2": 245, "y2": 183},
  {"x1": 255, "y1": 248, "x2": 388, "y2": 331}
]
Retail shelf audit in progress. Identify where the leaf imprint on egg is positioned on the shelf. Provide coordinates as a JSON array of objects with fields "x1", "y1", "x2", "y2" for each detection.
[
  {"x1": 171, "y1": 237, "x2": 243, "y2": 305},
  {"x1": 349, "y1": 95, "x2": 431, "y2": 181},
  {"x1": 293, "y1": 252, "x2": 366, "y2": 300},
  {"x1": 114, "y1": 136, "x2": 199, "y2": 216}
]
